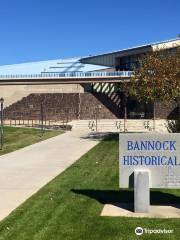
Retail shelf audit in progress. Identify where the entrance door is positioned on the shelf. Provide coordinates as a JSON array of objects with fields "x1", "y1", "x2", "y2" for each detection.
[{"x1": 127, "y1": 97, "x2": 153, "y2": 119}]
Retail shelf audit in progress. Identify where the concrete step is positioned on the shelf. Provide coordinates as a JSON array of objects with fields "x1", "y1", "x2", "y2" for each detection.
[{"x1": 70, "y1": 119, "x2": 168, "y2": 133}]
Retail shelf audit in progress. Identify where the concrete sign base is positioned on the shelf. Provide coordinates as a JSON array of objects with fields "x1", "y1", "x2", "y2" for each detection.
[{"x1": 101, "y1": 204, "x2": 180, "y2": 218}]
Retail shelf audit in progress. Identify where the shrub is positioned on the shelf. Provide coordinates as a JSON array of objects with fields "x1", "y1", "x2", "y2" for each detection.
[{"x1": 167, "y1": 119, "x2": 180, "y2": 133}]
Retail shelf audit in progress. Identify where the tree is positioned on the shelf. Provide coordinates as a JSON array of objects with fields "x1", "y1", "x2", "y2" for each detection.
[{"x1": 122, "y1": 46, "x2": 180, "y2": 130}]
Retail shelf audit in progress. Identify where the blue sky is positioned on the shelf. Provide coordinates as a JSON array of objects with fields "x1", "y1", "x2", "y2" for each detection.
[{"x1": 0, "y1": 0, "x2": 179, "y2": 65}]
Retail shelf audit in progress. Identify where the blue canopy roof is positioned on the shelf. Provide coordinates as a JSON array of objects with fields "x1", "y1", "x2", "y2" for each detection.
[{"x1": 0, "y1": 57, "x2": 108, "y2": 75}]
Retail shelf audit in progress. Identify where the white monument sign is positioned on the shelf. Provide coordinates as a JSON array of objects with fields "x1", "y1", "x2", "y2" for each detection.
[{"x1": 119, "y1": 133, "x2": 180, "y2": 189}]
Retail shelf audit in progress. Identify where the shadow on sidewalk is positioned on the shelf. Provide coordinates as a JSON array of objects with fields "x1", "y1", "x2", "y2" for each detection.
[{"x1": 80, "y1": 132, "x2": 118, "y2": 141}]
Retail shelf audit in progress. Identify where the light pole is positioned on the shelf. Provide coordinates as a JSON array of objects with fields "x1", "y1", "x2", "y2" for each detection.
[{"x1": 0, "y1": 98, "x2": 4, "y2": 150}]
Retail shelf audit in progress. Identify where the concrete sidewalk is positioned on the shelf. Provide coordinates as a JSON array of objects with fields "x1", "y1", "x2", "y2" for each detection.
[{"x1": 0, "y1": 130, "x2": 99, "y2": 221}]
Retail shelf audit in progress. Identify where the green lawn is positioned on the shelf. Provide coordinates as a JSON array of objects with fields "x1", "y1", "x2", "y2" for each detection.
[
  {"x1": 0, "y1": 135, "x2": 179, "y2": 240},
  {"x1": 0, "y1": 126, "x2": 63, "y2": 156}
]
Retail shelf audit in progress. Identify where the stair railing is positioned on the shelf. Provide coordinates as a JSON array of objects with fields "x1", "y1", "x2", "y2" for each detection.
[
  {"x1": 115, "y1": 120, "x2": 122, "y2": 132},
  {"x1": 144, "y1": 120, "x2": 153, "y2": 131},
  {"x1": 88, "y1": 120, "x2": 95, "y2": 131}
]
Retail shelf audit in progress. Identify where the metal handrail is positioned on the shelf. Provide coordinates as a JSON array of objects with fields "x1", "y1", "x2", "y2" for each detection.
[{"x1": 0, "y1": 71, "x2": 134, "y2": 79}]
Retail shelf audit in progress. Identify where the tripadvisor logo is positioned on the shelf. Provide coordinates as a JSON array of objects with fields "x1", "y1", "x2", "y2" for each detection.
[
  {"x1": 135, "y1": 227, "x2": 143, "y2": 236},
  {"x1": 135, "y1": 226, "x2": 174, "y2": 236}
]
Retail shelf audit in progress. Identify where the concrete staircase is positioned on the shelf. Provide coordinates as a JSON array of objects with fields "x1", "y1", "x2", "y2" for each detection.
[{"x1": 70, "y1": 119, "x2": 168, "y2": 133}]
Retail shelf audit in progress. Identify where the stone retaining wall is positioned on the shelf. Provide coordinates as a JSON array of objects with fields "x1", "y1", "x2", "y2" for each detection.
[{"x1": 3, "y1": 93, "x2": 178, "y2": 120}]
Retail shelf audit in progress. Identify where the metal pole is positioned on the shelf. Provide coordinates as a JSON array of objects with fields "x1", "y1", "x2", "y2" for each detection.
[
  {"x1": 0, "y1": 98, "x2": 4, "y2": 150},
  {"x1": 153, "y1": 79, "x2": 156, "y2": 131},
  {"x1": 40, "y1": 102, "x2": 44, "y2": 136},
  {"x1": 153, "y1": 102, "x2": 155, "y2": 131},
  {"x1": 95, "y1": 107, "x2": 98, "y2": 132},
  {"x1": 124, "y1": 95, "x2": 127, "y2": 132},
  {"x1": 66, "y1": 109, "x2": 68, "y2": 130}
]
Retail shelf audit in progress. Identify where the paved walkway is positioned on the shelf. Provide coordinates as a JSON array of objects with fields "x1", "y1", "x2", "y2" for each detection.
[{"x1": 0, "y1": 130, "x2": 99, "y2": 221}]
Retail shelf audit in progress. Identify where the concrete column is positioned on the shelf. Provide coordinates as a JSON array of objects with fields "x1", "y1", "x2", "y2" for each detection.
[{"x1": 134, "y1": 170, "x2": 150, "y2": 213}]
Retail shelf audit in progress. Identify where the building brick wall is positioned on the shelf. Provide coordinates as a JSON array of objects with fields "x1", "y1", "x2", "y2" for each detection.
[
  {"x1": 155, "y1": 101, "x2": 178, "y2": 119},
  {"x1": 4, "y1": 93, "x2": 120, "y2": 121},
  {"x1": 0, "y1": 84, "x2": 84, "y2": 107}
]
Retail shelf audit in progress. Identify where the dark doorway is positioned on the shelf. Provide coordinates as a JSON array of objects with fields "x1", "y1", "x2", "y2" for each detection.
[{"x1": 126, "y1": 97, "x2": 153, "y2": 119}]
